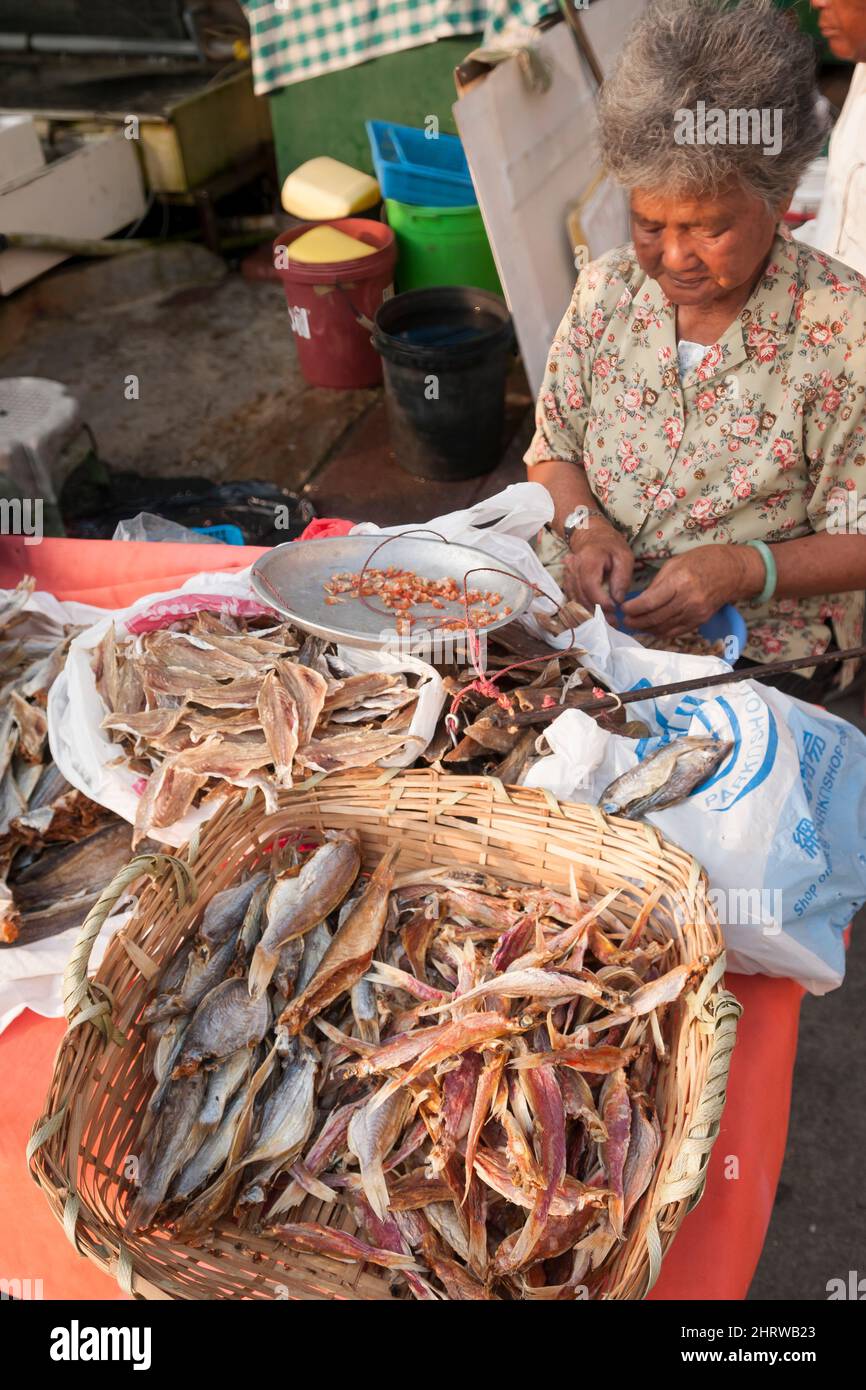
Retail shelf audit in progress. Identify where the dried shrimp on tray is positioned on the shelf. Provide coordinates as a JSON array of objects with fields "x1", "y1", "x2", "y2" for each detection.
[
  {"x1": 250, "y1": 535, "x2": 534, "y2": 649},
  {"x1": 29, "y1": 771, "x2": 741, "y2": 1301}
]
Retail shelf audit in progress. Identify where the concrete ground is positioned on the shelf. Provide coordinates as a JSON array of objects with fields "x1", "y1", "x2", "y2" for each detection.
[
  {"x1": 1, "y1": 247, "x2": 864, "y2": 1300},
  {"x1": 0, "y1": 244, "x2": 529, "y2": 517}
]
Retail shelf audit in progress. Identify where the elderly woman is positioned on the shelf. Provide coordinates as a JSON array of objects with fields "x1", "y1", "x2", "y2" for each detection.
[{"x1": 527, "y1": 0, "x2": 866, "y2": 695}]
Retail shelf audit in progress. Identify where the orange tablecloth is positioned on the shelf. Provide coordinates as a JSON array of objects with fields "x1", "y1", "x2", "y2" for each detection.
[{"x1": 0, "y1": 538, "x2": 805, "y2": 1300}]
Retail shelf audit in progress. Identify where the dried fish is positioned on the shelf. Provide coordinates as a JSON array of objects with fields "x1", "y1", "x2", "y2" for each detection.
[
  {"x1": 275, "y1": 660, "x2": 328, "y2": 745},
  {"x1": 93, "y1": 609, "x2": 424, "y2": 832},
  {"x1": 127, "y1": 1070, "x2": 207, "y2": 1229},
  {"x1": 198, "y1": 1048, "x2": 254, "y2": 1132},
  {"x1": 235, "y1": 1040, "x2": 318, "y2": 1203},
  {"x1": 171, "y1": 1086, "x2": 248, "y2": 1201},
  {"x1": 249, "y1": 831, "x2": 361, "y2": 998},
  {"x1": 256, "y1": 670, "x2": 299, "y2": 786},
  {"x1": 278, "y1": 845, "x2": 398, "y2": 1035},
  {"x1": 599, "y1": 1069, "x2": 632, "y2": 1240},
  {"x1": 347, "y1": 1090, "x2": 411, "y2": 1220},
  {"x1": 269, "y1": 1222, "x2": 420, "y2": 1271},
  {"x1": 128, "y1": 832, "x2": 684, "y2": 1296},
  {"x1": 599, "y1": 737, "x2": 733, "y2": 820},
  {"x1": 173, "y1": 978, "x2": 270, "y2": 1077}
]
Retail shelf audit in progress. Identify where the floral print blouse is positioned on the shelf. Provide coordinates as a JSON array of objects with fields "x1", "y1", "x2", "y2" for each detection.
[{"x1": 525, "y1": 229, "x2": 866, "y2": 672}]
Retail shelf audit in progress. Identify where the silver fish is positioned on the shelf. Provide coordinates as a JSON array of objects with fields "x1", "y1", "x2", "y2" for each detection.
[
  {"x1": 171, "y1": 1086, "x2": 248, "y2": 1202},
  {"x1": 599, "y1": 737, "x2": 732, "y2": 820},
  {"x1": 235, "y1": 1041, "x2": 318, "y2": 1205},
  {"x1": 199, "y1": 873, "x2": 268, "y2": 948},
  {"x1": 238, "y1": 880, "x2": 269, "y2": 958},
  {"x1": 351, "y1": 977, "x2": 380, "y2": 1043},
  {"x1": 173, "y1": 978, "x2": 270, "y2": 1076},
  {"x1": 128, "y1": 1069, "x2": 206, "y2": 1229},
  {"x1": 296, "y1": 922, "x2": 333, "y2": 993},
  {"x1": 141, "y1": 928, "x2": 240, "y2": 1024},
  {"x1": 198, "y1": 1047, "x2": 254, "y2": 1132},
  {"x1": 146, "y1": 1015, "x2": 191, "y2": 1122},
  {"x1": 346, "y1": 1090, "x2": 410, "y2": 1221},
  {"x1": 273, "y1": 936, "x2": 305, "y2": 999},
  {"x1": 248, "y1": 830, "x2": 360, "y2": 999}
]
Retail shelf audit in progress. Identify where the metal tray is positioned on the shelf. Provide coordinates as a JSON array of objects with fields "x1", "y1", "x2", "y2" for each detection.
[{"x1": 250, "y1": 535, "x2": 534, "y2": 650}]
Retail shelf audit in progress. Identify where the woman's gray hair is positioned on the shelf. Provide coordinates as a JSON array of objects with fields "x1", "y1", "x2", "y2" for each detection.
[{"x1": 597, "y1": 0, "x2": 828, "y2": 208}]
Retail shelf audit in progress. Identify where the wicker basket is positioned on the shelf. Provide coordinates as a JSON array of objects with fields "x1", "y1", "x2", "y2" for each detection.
[{"x1": 28, "y1": 769, "x2": 741, "y2": 1300}]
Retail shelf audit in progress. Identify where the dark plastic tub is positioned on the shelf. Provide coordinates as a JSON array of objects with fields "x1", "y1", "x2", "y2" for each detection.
[{"x1": 372, "y1": 286, "x2": 513, "y2": 481}]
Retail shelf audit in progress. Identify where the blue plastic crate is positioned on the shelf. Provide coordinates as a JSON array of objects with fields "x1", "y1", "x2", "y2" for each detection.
[
  {"x1": 366, "y1": 120, "x2": 477, "y2": 207},
  {"x1": 191, "y1": 523, "x2": 245, "y2": 546}
]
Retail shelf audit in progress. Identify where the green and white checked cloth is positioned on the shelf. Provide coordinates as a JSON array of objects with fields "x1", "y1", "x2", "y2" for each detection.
[{"x1": 241, "y1": 2, "x2": 555, "y2": 95}]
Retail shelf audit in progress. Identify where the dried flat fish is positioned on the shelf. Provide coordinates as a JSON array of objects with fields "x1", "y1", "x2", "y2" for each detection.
[
  {"x1": 94, "y1": 608, "x2": 428, "y2": 825},
  {"x1": 256, "y1": 670, "x2": 299, "y2": 786},
  {"x1": 296, "y1": 730, "x2": 409, "y2": 772},
  {"x1": 320, "y1": 671, "x2": 400, "y2": 712},
  {"x1": 101, "y1": 707, "x2": 188, "y2": 741},
  {"x1": 133, "y1": 761, "x2": 207, "y2": 846},
  {"x1": 275, "y1": 659, "x2": 328, "y2": 745}
]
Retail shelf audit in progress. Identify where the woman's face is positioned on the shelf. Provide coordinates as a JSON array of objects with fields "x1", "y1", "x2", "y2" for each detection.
[
  {"x1": 630, "y1": 185, "x2": 784, "y2": 308},
  {"x1": 810, "y1": 0, "x2": 866, "y2": 62}
]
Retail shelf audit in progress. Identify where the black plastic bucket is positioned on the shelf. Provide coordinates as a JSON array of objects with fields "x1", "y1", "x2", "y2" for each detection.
[{"x1": 372, "y1": 286, "x2": 513, "y2": 481}]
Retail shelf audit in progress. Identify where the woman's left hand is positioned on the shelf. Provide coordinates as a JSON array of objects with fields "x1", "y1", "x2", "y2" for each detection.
[{"x1": 619, "y1": 544, "x2": 764, "y2": 637}]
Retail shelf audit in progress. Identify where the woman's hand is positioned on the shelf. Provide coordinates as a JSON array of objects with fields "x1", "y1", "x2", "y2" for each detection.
[
  {"x1": 565, "y1": 519, "x2": 635, "y2": 617},
  {"x1": 620, "y1": 544, "x2": 764, "y2": 637}
]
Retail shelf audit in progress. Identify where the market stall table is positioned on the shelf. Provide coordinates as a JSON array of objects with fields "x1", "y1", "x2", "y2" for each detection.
[{"x1": 0, "y1": 537, "x2": 806, "y2": 1300}]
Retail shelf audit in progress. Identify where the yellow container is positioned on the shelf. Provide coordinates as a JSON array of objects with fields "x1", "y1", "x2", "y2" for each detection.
[
  {"x1": 286, "y1": 225, "x2": 379, "y2": 264},
  {"x1": 280, "y1": 156, "x2": 380, "y2": 220}
]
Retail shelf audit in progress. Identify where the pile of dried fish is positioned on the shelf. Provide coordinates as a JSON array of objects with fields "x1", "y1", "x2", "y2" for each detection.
[
  {"x1": 130, "y1": 832, "x2": 699, "y2": 1299},
  {"x1": 1, "y1": 579, "x2": 121, "y2": 944},
  {"x1": 92, "y1": 611, "x2": 424, "y2": 846},
  {"x1": 430, "y1": 623, "x2": 645, "y2": 784},
  {"x1": 629, "y1": 631, "x2": 728, "y2": 659}
]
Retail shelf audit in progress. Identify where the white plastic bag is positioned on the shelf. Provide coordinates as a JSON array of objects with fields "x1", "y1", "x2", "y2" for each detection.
[
  {"x1": 523, "y1": 608, "x2": 866, "y2": 994},
  {"x1": 0, "y1": 585, "x2": 123, "y2": 1035},
  {"x1": 48, "y1": 566, "x2": 445, "y2": 847}
]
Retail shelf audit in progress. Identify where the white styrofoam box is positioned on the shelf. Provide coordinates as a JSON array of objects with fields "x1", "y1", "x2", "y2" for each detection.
[
  {"x1": 0, "y1": 115, "x2": 45, "y2": 188},
  {"x1": 454, "y1": 9, "x2": 642, "y2": 396},
  {"x1": 582, "y1": 0, "x2": 649, "y2": 78},
  {"x1": 0, "y1": 133, "x2": 147, "y2": 296}
]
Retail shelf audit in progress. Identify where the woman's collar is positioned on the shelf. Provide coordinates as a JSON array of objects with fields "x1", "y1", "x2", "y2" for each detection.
[{"x1": 641, "y1": 230, "x2": 799, "y2": 384}]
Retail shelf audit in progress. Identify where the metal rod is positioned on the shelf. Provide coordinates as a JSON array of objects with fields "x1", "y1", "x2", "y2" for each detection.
[{"x1": 503, "y1": 642, "x2": 866, "y2": 729}]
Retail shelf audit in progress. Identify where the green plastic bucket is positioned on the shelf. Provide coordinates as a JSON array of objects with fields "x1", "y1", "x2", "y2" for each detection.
[{"x1": 385, "y1": 198, "x2": 502, "y2": 295}]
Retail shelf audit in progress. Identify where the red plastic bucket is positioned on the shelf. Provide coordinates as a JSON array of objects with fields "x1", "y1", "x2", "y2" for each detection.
[{"x1": 273, "y1": 219, "x2": 396, "y2": 388}]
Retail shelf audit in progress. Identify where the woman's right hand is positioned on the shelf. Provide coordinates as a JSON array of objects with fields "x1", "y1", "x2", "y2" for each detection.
[{"x1": 564, "y1": 520, "x2": 635, "y2": 618}]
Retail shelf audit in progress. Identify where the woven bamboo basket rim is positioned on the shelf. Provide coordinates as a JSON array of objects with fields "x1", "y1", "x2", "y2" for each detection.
[{"x1": 28, "y1": 767, "x2": 741, "y2": 1300}]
